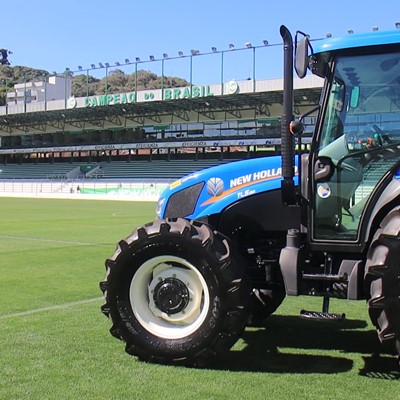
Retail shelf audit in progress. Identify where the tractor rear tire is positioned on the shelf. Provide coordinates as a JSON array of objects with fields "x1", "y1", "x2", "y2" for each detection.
[
  {"x1": 365, "y1": 208, "x2": 400, "y2": 355},
  {"x1": 100, "y1": 218, "x2": 251, "y2": 367},
  {"x1": 249, "y1": 287, "x2": 286, "y2": 325}
]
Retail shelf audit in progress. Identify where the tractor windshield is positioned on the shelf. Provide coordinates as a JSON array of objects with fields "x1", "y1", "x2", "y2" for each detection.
[{"x1": 313, "y1": 51, "x2": 400, "y2": 240}]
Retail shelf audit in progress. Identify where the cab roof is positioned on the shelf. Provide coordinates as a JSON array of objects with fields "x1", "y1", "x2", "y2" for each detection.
[{"x1": 312, "y1": 29, "x2": 400, "y2": 54}]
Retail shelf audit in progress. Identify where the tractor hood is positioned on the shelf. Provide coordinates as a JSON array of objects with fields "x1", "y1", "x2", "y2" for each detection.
[{"x1": 157, "y1": 156, "x2": 298, "y2": 220}]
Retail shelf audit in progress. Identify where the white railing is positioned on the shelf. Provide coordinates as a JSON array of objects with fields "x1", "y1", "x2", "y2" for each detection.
[{"x1": 0, "y1": 179, "x2": 170, "y2": 201}]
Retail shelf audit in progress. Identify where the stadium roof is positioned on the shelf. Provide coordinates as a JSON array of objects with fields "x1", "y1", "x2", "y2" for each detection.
[{"x1": 0, "y1": 76, "x2": 323, "y2": 136}]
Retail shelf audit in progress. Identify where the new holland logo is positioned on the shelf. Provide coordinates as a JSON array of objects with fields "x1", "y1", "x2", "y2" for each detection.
[{"x1": 206, "y1": 177, "x2": 224, "y2": 197}]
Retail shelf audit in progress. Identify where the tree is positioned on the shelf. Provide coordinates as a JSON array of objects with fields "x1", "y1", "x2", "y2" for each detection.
[
  {"x1": 0, "y1": 65, "x2": 190, "y2": 103},
  {"x1": 96, "y1": 69, "x2": 129, "y2": 95},
  {"x1": 72, "y1": 74, "x2": 99, "y2": 97}
]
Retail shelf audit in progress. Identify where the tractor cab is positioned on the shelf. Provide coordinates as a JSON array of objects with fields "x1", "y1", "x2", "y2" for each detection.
[{"x1": 288, "y1": 28, "x2": 400, "y2": 249}]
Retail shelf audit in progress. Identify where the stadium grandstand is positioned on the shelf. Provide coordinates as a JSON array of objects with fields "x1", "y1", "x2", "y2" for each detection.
[{"x1": 0, "y1": 46, "x2": 323, "y2": 198}]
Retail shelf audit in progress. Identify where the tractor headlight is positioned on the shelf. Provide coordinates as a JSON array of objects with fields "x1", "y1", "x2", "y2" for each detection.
[{"x1": 155, "y1": 197, "x2": 166, "y2": 219}]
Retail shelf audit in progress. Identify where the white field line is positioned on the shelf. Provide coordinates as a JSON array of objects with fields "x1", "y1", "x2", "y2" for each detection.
[
  {"x1": 0, "y1": 234, "x2": 110, "y2": 247},
  {"x1": 0, "y1": 297, "x2": 104, "y2": 320}
]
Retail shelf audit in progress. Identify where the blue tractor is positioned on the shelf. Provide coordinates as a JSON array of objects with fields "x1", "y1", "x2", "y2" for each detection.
[{"x1": 100, "y1": 25, "x2": 400, "y2": 367}]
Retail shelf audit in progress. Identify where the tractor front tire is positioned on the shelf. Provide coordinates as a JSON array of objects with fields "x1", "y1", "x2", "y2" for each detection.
[
  {"x1": 100, "y1": 218, "x2": 251, "y2": 367},
  {"x1": 365, "y1": 208, "x2": 400, "y2": 355}
]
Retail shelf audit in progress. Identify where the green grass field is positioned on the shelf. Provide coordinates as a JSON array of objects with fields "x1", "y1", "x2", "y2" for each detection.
[{"x1": 1, "y1": 197, "x2": 399, "y2": 400}]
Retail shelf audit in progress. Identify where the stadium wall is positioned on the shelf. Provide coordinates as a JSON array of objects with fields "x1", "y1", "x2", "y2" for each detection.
[{"x1": 0, "y1": 180, "x2": 167, "y2": 201}]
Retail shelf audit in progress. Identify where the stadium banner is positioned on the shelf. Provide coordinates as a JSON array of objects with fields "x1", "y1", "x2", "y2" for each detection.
[
  {"x1": 79, "y1": 185, "x2": 166, "y2": 200},
  {"x1": 0, "y1": 137, "x2": 311, "y2": 155}
]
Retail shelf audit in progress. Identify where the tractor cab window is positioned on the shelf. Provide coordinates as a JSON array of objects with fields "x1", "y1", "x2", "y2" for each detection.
[
  {"x1": 319, "y1": 79, "x2": 346, "y2": 149},
  {"x1": 313, "y1": 51, "x2": 400, "y2": 241}
]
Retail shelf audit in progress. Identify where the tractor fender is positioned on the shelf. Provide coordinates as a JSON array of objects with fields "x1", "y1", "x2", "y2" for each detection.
[{"x1": 364, "y1": 178, "x2": 400, "y2": 242}]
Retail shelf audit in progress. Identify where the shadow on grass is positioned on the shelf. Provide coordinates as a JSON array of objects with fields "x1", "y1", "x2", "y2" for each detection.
[
  {"x1": 211, "y1": 315, "x2": 399, "y2": 377},
  {"x1": 359, "y1": 354, "x2": 400, "y2": 380}
]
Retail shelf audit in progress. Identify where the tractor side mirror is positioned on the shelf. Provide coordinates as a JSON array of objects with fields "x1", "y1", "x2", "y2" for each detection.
[{"x1": 295, "y1": 32, "x2": 310, "y2": 79}]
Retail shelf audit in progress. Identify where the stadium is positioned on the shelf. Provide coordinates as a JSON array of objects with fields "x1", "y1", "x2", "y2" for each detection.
[
  {"x1": 0, "y1": 45, "x2": 322, "y2": 198},
  {"x1": 3, "y1": 16, "x2": 400, "y2": 398}
]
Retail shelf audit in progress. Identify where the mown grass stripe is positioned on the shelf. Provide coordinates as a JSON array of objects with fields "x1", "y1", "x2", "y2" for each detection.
[
  {"x1": 0, "y1": 234, "x2": 110, "y2": 247},
  {"x1": 0, "y1": 297, "x2": 104, "y2": 320}
]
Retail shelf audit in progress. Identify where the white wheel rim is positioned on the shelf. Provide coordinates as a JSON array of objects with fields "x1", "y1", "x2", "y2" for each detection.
[{"x1": 130, "y1": 255, "x2": 210, "y2": 339}]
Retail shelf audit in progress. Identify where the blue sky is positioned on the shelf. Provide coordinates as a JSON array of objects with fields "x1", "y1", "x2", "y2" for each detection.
[{"x1": 2, "y1": 0, "x2": 400, "y2": 85}]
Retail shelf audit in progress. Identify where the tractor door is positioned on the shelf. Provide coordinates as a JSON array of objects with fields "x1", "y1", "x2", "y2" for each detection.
[{"x1": 310, "y1": 50, "x2": 400, "y2": 243}]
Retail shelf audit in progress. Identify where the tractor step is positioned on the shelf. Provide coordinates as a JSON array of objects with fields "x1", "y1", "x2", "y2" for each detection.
[
  {"x1": 302, "y1": 273, "x2": 346, "y2": 282},
  {"x1": 300, "y1": 309, "x2": 345, "y2": 321}
]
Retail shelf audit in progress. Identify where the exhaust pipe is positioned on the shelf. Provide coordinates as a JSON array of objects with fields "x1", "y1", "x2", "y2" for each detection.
[{"x1": 279, "y1": 25, "x2": 296, "y2": 205}]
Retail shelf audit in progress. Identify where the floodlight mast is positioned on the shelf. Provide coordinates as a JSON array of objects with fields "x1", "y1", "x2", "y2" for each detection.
[{"x1": 0, "y1": 49, "x2": 11, "y2": 65}]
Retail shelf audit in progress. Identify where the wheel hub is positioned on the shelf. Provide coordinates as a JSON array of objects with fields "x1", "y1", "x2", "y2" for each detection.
[
  {"x1": 147, "y1": 264, "x2": 205, "y2": 323},
  {"x1": 131, "y1": 259, "x2": 210, "y2": 335},
  {"x1": 153, "y1": 278, "x2": 189, "y2": 315}
]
